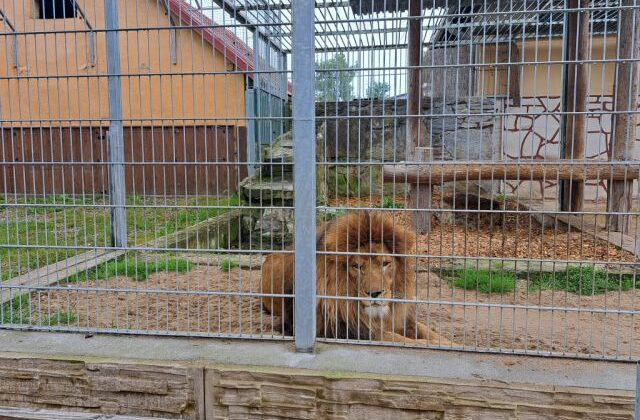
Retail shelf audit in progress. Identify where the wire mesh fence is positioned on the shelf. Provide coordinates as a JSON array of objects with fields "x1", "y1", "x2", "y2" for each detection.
[{"x1": 0, "y1": 0, "x2": 638, "y2": 361}]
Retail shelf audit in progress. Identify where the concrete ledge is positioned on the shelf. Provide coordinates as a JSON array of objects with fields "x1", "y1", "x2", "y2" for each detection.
[{"x1": 0, "y1": 330, "x2": 636, "y2": 419}]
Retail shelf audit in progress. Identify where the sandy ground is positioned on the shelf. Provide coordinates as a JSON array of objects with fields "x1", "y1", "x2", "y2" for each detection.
[
  {"x1": 19, "y1": 196, "x2": 639, "y2": 359},
  {"x1": 27, "y1": 264, "x2": 640, "y2": 359}
]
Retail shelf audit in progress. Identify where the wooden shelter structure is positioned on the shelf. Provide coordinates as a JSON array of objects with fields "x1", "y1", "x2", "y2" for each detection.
[{"x1": 351, "y1": 0, "x2": 639, "y2": 234}]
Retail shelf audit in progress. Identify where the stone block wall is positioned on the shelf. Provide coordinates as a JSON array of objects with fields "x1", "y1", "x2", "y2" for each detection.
[
  {"x1": 0, "y1": 355, "x2": 634, "y2": 420},
  {"x1": 317, "y1": 97, "x2": 500, "y2": 197}
]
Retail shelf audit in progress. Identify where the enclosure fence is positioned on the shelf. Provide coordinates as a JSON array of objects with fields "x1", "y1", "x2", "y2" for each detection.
[{"x1": 0, "y1": 0, "x2": 639, "y2": 363}]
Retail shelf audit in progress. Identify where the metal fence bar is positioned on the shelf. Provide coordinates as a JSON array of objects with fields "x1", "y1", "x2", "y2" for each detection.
[
  {"x1": 292, "y1": 0, "x2": 316, "y2": 353},
  {"x1": 104, "y1": 0, "x2": 127, "y2": 249},
  {"x1": 636, "y1": 361, "x2": 640, "y2": 420},
  {"x1": 0, "y1": 8, "x2": 18, "y2": 68}
]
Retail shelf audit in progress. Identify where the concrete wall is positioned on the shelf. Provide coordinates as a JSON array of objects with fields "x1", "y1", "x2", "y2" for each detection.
[
  {"x1": 0, "y1": 330, "x2": 635, "y2": 419},
  {"x1": 0, "y1": 0, "x2": 246, "y2": 127}
]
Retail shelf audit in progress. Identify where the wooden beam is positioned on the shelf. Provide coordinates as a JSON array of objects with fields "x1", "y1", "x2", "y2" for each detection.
[
  {"x1": 509, "y1": 42, "x2": 521, "y2": 107},
  {"x1": 382, "y1": 161, "x2": 640, "y2": 184},
  {"x1": 561, "y1": 0, "x2": 590, "y2": 212},
  {"x1": 522, "y1": 201, "x2": 640, "y2": 259},
  {"x1": 408, "y1": 147, "x2": 432, "y2": 233},
  {"x1": 607, "y1": 0, "x2": 640, "y2": 233},
  {"x1": 407, "y1": 0, "x2": 429, "y2": 233},
  {"x1": 0, "y1": 250, "x2": 126, "y2": 305},
  {"x1": 406, "y1": 0, "x2": 423, "y2": 153},
  {"x1": 0, "y1": 210, "x2": 246, "y2": 306}
]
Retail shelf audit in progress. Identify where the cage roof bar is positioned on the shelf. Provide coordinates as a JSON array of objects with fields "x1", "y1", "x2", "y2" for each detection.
[{"x1": 210, "y1": 0, "x2": 287, "y2": 55}]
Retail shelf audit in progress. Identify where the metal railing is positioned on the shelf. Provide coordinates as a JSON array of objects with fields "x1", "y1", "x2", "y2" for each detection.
[{"x1": 0, "y1": 0, "x2": 637, "y2": 367}]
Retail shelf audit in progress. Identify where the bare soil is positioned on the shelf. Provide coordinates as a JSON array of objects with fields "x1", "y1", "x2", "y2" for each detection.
[
  {"x1": 24, "y1": 197, "x2": 638, "y2": 359},
  {"x1": 328, "y1": 196, "x2": 637, "y2": 263},
  {"x1": 29, "y1": 264, "x2": 640, "y2": 359}
]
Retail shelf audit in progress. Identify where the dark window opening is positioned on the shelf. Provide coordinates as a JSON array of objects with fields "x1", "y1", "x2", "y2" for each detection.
[{"x1": 35, "y1": 0, "x2": 77, "y2": 19}]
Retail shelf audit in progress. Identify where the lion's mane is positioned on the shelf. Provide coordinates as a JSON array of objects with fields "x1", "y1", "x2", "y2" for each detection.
[
  {"x1": 315, "y1": 210, "x2": 417, "y2": 340},
  {"x1": 261, "y1": 211, "x2": 422, "y2": 341}
]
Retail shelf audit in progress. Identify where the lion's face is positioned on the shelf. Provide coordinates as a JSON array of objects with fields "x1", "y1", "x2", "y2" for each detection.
[{"x1": 346, "y1": 242, "x2": 395, "y2": 319}]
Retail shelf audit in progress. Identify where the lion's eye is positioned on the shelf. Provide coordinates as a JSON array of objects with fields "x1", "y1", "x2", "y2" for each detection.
[
  {"x1": 382, "y1": 261, "x2": 391, "y2": 267},
  {"x1": 351, "y1": 263, "x2": 361, "y2": 270}
]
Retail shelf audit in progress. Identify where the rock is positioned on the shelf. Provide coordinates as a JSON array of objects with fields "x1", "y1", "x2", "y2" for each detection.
[
  {"x1": 254, "y1": 208, "x2": 294, "y2": 243},
  {"x1": 261, "y1": 131, "x2": 293, "y2": 176},
  {"x1": 239, "y1": 175, "x2": 294, "y2": 206},
  {"x1": 325, "y1": 164, "x2": 382, "y2": 198},
  {"x1": 434, "y1": 193, "x2": 504, "y2": 228}
]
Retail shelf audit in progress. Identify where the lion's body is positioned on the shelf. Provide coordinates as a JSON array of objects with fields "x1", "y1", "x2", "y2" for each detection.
[{"x1": 261, "y1": 211, "x2": 452, "y2": 345}]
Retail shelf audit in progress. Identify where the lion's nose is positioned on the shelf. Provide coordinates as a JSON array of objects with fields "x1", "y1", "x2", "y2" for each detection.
[{"x1": 367, "y1": 290, "x2": 384, "y2": 299}]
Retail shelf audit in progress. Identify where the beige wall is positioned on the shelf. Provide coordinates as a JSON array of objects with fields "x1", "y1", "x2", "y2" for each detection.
[
  {"x1": 476, "y1": 36, "x2": 617, "y2": 97},
  {"x1": 0, "y1": 0, "x2": 246, "y2": 127}
]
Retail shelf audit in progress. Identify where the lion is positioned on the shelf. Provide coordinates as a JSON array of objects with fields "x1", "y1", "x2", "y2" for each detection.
[{"x1": 261, "y1": 210, "x2": 453, "y2": 346}]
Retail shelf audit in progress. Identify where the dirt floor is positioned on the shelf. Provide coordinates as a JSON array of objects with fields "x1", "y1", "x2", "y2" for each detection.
[
  {"x1": 26, "y1": 264, "x2": 640, "y2": 359},
  {"x1": 18, "y1": 196, "x2": 639, "y2": 359},
  {"x1": 328, "y1": 196, "x2": 637, "y2": 263}
]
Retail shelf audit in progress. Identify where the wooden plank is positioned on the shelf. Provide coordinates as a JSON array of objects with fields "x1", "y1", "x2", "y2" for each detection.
[
  {"x1": 0, "y1": 406, "x2": 167, "y2": 420},
  {"x1": 0, "y1": 208, "x2": 246, "y2": 305},
  {"x1": 1, "y1": 126, "x2": 245, "y2": 195},
  {"x1": 0, "y1": 250, "x2": 126, "y2": 305},
  {"x1": 607, "y1": 0, "x2": 640, "y2": 233},
  {"x1": 145, "y1": 208, "x2": 244, "y2": 250},
  {"x1": 523, "y1": 201, "x2": 639, "y2": 259},
  {"x1": 382, "y1": 161, "x2": 640, "y2": 184},
  {"x1": 560, "y1": 0, "x2": 590, "y2": 212}
]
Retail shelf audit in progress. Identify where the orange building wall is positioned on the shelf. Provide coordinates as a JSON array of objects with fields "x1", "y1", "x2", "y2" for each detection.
[
  {"x1": 0, "y1": 0, "x2": 246, "y2": 127},
  {"x1": 475, "y1": 36, "x2": 617, "y2": 97}
]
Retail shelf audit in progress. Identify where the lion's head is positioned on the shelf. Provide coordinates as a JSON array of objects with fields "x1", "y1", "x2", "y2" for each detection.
[{"x1": 316, "y1": 210, "x2": 416, "y2": 339}]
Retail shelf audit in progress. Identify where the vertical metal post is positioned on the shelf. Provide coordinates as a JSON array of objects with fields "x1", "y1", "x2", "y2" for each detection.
[
  {"x1": 292, "y1": 1, "x2": 316, "y2": 353},
  {"x1": 0, "y1": 9, "x2": 19, "y2": 68},
  {"x1": 245, "y1": 88, "x2": 257, "y2": 177},
  {"x1": 104, "y1": 1, "x2": 127, "y2": 248},
  {"x1": 11, "y1": 33, "x2": 18, "y2": 68},
  {"x1": 636, "y1": 361, "x2": 640, "y2": 420}
]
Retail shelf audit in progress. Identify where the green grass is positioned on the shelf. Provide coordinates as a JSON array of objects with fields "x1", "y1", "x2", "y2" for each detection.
[
  {"x1": 378, "y1": 197, "x2": 405, "y2": 209},
  {"x1": 42, "y1": 311, "x2": 77, "y2": 327},
  {"x1": 220, "y1": 258, "x2": 239, "y2": 272},
  {"x1": 66, "y1": 256, "x2": 193, "y2": 282},
  {"x1": 452, "y1": 267, "x2": 517, "y2": 294},
  {"x1": 528, "y1": 266, "x2": 637, "y2": 295},
  {"x1": 1, "y1": 294, "x2": 78, "y2": 327},
  {"x1": 0, "y1": 194, "x2": 238, "y2": 281},
  {"x1": 0, "y1": 294, "x2": 30, "y2": 324}
]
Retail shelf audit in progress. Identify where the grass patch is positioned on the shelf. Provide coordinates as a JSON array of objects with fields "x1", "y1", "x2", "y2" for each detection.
[
  {"x1": 452, "y1": 267, "x2": 516, "y2": 294},
  {"x1": 0, "y1": 194, "x2": 238, "y2": 281},
  {"x1": 67, "y1": 256, "x2": 193, "y2": 282},
  {"x1": 220, "y1": 258, "x2": 239, "y2": 272},
  {"x1": 528, "y1": 266, "x2": 637, "y2": 295},
  {"x1": 378, "y1": 197, "x2": 405, "y2": 209},
  {"x1": 0, "y1": 293, "x2": 30, "y2": 324},
  {"x1": 42, "y1": 310, "x2": 77, "y2": 327}
]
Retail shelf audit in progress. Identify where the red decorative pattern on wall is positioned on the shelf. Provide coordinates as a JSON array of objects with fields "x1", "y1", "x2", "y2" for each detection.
[{"x1": 502, "y1": 95, "x2": 639, "y2": 201}]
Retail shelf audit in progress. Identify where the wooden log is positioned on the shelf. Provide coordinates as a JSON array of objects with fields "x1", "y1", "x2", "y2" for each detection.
[
  {"x1": 406, "y1": 1, "x2": 429, "y2": 233},
  {"x1": 408, "y1": 147, "x2": 432, "y2": 233},
  {"x1": 406, "y1": 0, "x2": 423, "y2": 153},
  {"x1": 607, "y1": 0, "x2": 640, "y2": 233},
  {"x1": 560, "y1": 0, "x2": 590, "y2": 212},
  {"x1": 382, "y1": 161, "x2": 640, "y2": 184},
  {"x1": 509, "y1": 42, "x2": 521, "y2": 107}
]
